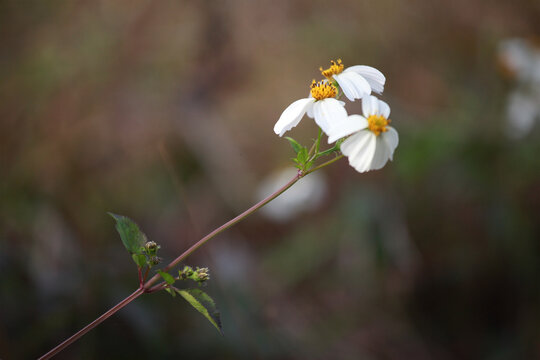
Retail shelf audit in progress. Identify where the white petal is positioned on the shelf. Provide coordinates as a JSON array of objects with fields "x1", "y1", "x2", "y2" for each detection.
[
  {"x1": 341, "y1": 131, "x2": 371, "y2": 158},
  {"x1": 362, "y1": 95, "x2": 379, "y2": 118},
  {"x1": 306, "y1": 92, "x2": 314, "y2": 118},
  {"x1": 378, "y1": 100, "x2": 391, "y2": 118},
  {"x1": 327, "y1": 114, "x2": 368, "y2": 143},
  {"x1": 306, "y1": 105, "x2": 314, "y2": 118},
  {"x1": 369, "y1": 136, "x2": 391, "y2": 170},
  {"x1": 382, "y1": 127, "x2": 399, "y2": 160},
  {"x1": 312, "y1": 98, "x2": 347, "y2": 134},
  {"x1": 341, "y1": 131, "x2": 377, "y2": 173},
  {"x1": 345, "y1": 65, "x2": 386, "y2": 94},
  {"x1": 333, "y1": 72, "x2": 371, "y2": 101},
  {"x1": 274, "y1": 98, "x2": 315, "y2": 136}
]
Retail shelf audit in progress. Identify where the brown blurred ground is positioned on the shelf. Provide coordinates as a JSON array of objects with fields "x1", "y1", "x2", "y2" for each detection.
[{"x1": 1, "y1": 0, "x2": 540, "y2": 359}]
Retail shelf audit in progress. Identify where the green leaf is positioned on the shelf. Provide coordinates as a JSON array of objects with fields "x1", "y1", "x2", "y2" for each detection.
[
  {"x1": 109, "y1": 213, "x2": 147, "y2": 254},
  {"x1": 176, "y1": 288, "x2": 222, "y2": 334},
  {"x1": 284, "y1": 137, "x2": 303, "y2": 154},
  {"x1": 132, "y1": 254, "x2": 147, "y2": 267},
  {"x1": 165, "y1": 287, "x2": 176, "y2": 297},
  {"x1": 158, "y1": 270, "x2": 176, "y2": 285},
  {"x1": 296, "y1": 147, "x2": 308, "y2": 164}
]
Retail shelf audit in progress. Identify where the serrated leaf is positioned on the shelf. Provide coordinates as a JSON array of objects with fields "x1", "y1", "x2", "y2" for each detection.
[
  {"x1": 158, "y1": 270, "x2": 176, "y2": 285},
  {"x1": 132, "y1": 254, "x2": 147, "y2": 267},
  {"x1": 109, "y1": 213, "x2": 147, "y2": 254},
  {"x1": 284, "y1": 137, "x2": 303, "y2": 154},
  {"x1": 176, "y1": 288, "x2": 222, "y2": 334}
]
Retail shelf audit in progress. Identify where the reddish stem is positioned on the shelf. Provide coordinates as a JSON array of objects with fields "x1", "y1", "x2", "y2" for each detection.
[
  {"x1": 143, "y1": 268, "x2": 150, "y2": 282},
  {"x1": 39, "y1": 169, "x2": 311, "y2": 359},
  {"x1": 38, "y1": 287, "x2": 144, "y2": 360},
  {"x1": 142, "y1": 171, "x2": 303, "y2": 290}
]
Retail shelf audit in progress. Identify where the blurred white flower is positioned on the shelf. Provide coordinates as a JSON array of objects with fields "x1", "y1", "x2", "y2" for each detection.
[
  {"x1": 499, "y1": 38, "x2": 540, "y2": 84},
  {"x1": 327, "y1": 95, "x2": 398, "y2": 173},
  {"x1": 320, "y1": 59, "x2": 386, "y2": 101},
  {"x1": 274, "y1": 80, "x2": 347, "y2": 136},
  {"x1": 506, "y1": 90, "x2": 540, "y2": 139},
  {"x1": 499, "y1": 38, "x2": 540, "y2": 139},
  {"x1": 256, "y1": 168, "x2": 326, "y2": 222}
]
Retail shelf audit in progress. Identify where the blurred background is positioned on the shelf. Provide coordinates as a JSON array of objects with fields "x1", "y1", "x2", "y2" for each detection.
[{"x1": 1, "y1": 0, "x2": 540, "y2": 359}]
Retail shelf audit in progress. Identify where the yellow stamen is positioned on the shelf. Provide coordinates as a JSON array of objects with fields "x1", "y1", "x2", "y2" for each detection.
[
  {"x1": 367, "y1": 114, "x2": 390, "y2": 136},
  {"x1": 310, "y1": 80, "x2": 337, "y2": 100},
  {"x1": 320, "y1": 59, "x2": 345, "y2": 79}
]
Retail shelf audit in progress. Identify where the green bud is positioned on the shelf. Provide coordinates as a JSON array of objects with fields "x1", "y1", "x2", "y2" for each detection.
[
  {"x1": 148, "y1": 256, "x2": 162, "y2": 266},
  {"x1": 179, "y1": 266, "x2": 193, "y2": 280},
  {"x1": 145, "y1": 241, "x2": 159, "y2": 255}
]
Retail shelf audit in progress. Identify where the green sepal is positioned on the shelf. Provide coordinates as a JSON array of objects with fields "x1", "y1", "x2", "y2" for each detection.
[
  {"x1": 284, "y1": 137, "x2": 303, "y2": 154},
  {"x1": 132, "y1": 254, "x2": 147, "y2": 267},
  {"x1": 158, "y1": 270, "x2": 176, "y2": 285},
  {"x1": 176, "y1": 288, "x2": 222, "y2": 334},
  {"x1": 109, "y1": 213, "x2": 147, "y2": 255},
  {"x1": 336, "y1": 138, "x2": 344, "y2": 150}
]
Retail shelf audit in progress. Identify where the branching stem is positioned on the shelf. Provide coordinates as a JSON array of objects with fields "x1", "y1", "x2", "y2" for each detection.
[{"x1": 40, "y1": 153, "x2": 343, "y2": 359}]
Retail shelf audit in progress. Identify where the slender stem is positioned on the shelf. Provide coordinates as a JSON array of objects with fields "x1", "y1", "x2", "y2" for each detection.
[
  {"x1": 39, "y1": 288, "x2": 144, "y2": 360},
  {"x1": 147, "y1": 282, "x2": 167, "y2": 294},
  {"x1": 307, "y1": 128, "x2": 322, "y2": 157},
  {"x1": 142, "y1": 268, "x2": 150, "y2": 283},
  {"x1": 314, "y1": 128, "x2": 322, "y2": 155},
  {"x1": 39, "y1": 156, "x2": 345, "y2": 359},
  {"x1": 305, "y1": 154, "x2": 344, "y2": 175},
  {"x1": 142, "y1": 170, "x2": 303, "y2": 290}
]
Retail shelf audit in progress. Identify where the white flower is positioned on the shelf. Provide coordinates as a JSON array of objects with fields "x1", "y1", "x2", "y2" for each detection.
[
  {"x1": 274, "y1": 80, "x2": 347, "y2": 136},
  {"x1": 327, "y1": 95, "x2": 398, "y2": 173},
  {"x1": 320, "y1": 59, "x2": 386, "y2": 101}
]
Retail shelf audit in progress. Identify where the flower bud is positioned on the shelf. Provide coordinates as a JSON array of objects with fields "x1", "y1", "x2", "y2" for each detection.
[
  {"x1": 194, "y1": 267, "x2": 210, "y2": 282},
  {"x1": 179, "y1": 265, "x2": 194, "y2": 280},
  {"x1": 148, "y1": 256, "x2": 162, "y2": 266},
  {"x1": 145, "y1": 241, "x2": 159, "y2": 255}
]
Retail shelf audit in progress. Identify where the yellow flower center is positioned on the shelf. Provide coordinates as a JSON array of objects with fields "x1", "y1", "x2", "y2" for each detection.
[
  {"x1": 320, "y1": 59, "x2": 345, "y2": 79},
  {"x1": 310, "y1": 80, "x2": 337, "y2": 100},
  {"x1": 367, "y1": 114, "x2": 390, "y2": 136}
]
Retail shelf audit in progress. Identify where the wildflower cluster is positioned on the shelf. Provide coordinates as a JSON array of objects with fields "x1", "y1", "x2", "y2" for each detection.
[
  {"x1": 179, "y1": 265, "x2": 210, "y2": 283},
  {"x1": 274, "y1": 59, "x2": 398, "y2": 173}
]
